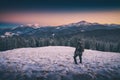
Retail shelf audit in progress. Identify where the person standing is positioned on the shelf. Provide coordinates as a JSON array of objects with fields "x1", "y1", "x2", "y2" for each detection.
[{"x1": 73, "y1": 39, "x2": 84, "y2": 64}]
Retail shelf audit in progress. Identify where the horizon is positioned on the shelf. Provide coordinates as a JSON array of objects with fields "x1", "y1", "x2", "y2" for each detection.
[
  {"x1": 0, "y1": 10, "x2": 120, "y2": 26},
  {"x1": 0, "y1": 20, "x2": 120, "y2": 29}
]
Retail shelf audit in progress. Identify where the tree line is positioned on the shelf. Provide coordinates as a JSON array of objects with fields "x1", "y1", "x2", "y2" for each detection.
[{"x1": 0, "y1": 36, "x2": 120, "y2": 52}]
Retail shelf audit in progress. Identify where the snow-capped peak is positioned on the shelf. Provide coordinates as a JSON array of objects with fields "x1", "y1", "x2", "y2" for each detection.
[
  {"x1": 63, "y1": 21, "x2": 97, "y2": 27},
  {"x1": 77, "y1": 20, "x2": 92, "y2": 25},
  {"x1": 23, "y1": 23, "x2": 41, "y2": 29}
]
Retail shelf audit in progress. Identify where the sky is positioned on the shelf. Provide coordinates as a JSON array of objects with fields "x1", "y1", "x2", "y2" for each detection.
[{"x1": 0, "y1": 0, "x2": 120, "y2": 26}]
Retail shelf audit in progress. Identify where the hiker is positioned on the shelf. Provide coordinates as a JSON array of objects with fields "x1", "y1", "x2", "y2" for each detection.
[{"x1": 73, "y1": 39, "x2": 84, "y2": 64}]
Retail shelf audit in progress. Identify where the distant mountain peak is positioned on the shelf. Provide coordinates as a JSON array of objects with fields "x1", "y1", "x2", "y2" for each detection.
[
  {"x1": 20, "y1": 23, "x2": 41, "y2": 29},
  {"x1": 77, "y1": 20, "x2": 89, "y2": 23},
  {"x1": 64, "y1": 20, "x2": 94, "y2": 27},
  {"x1": 77, "y1": 20, "x2": 92, "y2": 25}
]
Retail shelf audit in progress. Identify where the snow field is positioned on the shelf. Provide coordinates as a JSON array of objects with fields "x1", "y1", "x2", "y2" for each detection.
[{"x1": 0, "y1": 46, "x2": 120, "y2": 80}]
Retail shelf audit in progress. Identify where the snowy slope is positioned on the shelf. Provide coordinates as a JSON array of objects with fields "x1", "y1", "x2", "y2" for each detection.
[{"x1": 0, "y1": 46, "x2": 120, "y2": 80}]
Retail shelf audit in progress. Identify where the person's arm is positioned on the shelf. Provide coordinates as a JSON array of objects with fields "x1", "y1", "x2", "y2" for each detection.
[
  {"x1": 82, "y1": 45, "x2": 84, "y2": 52},
  {"x1": 75, "y1": 43, "x2": 79, "y2": 53}
]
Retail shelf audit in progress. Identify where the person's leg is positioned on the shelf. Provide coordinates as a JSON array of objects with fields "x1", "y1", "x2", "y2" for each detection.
[
  {"x1": 73, "y1": 54, "x2": 78, "y2": 64},
  {"x1": 79, "y1": 54, "x2": 82, "y2": 63}
]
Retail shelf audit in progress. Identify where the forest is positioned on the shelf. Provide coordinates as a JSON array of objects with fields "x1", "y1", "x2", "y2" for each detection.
[{"x1": 0, "y1": 29, "x2": 120, "y2": 52}]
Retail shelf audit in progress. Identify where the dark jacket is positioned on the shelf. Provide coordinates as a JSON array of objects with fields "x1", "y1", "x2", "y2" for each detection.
[{"x1": 75, "y1": 42, "x2": 84, "y2": 55}]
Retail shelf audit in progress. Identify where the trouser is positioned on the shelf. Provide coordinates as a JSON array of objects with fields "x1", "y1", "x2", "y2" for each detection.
[{"x1": 73, "y1": 53, "x2": 82, "y2": 64}]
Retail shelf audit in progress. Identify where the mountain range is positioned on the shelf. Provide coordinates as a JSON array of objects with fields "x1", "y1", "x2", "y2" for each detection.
[{"x1": 0, "y1": 21, "x2": 120, "y2": 38}]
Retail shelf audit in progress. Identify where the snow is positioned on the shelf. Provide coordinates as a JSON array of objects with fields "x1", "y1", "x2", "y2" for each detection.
[
  {"x1": 0, "y1": 35, "x2": 5, "y2": 38},
  {"x1": 3, "y1": 32, "x2": 19, "y2": 37},
  {"x1": 0, "y1": 46, "x2": 120, "y2": 80},
  {"x1": 4, "y1": 32, "x2": 14, "y2": 37},
  {"x1": 56, "y1": 27, "x2": 60, "y2": 29}
]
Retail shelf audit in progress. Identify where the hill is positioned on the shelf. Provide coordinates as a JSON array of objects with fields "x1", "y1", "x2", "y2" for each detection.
[{"x1": 0, "y1": 46, "x2": 120, "y2": 80}]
